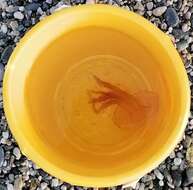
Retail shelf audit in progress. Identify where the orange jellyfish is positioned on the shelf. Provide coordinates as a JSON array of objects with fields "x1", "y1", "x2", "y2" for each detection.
[{"x1": 88, "y1": 75, "x2": 158, "y2": 128}]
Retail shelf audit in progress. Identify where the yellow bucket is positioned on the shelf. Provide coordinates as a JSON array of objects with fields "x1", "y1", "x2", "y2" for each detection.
[{"x1": 3, "y1": 4, "x2": 190, "y2": 187}]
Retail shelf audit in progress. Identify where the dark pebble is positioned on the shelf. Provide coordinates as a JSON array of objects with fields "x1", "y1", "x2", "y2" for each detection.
[
  {"x1": 191, "y1": 15, "x2": 193, "y2": 27},
  {"x1": 0, "y1": 184, "x2": 6, "y2": 190},
  {"x1": 25, "y1": 3, "x2": 41, "y2": 12},
  {"x1": 183, "y1": 167, "x2": 193, "y2": 186},
  {"x1": 0, "y1": 146, "x2": 4, "y2": 167},
  {"x1": 165, "y1": 7, "x2": 179, "y2": 27},
  {"x1": 42, "y1": 2, "x2": 50, "y2": 11},
  {"x1": 175, "y1": 0, "x2": 182, "y2": 10},
  {"x1": 0, "y1": 63, "x2": 4, "y2": 81},
  {"x1": 171, "y1": 170, "x2": 182, "y2": 187},
  {"x1": 1, "y1": 46, "x2": 13, "y2": 63},
  {"x1": 156, "y1": 0, "x2": 166, "y2": 6},
  {"x1": 172, "y1": 29, "x2": 185, "y2": 40}
]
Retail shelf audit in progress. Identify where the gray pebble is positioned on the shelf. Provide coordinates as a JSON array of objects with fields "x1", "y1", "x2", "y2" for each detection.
[
  {"x1": 13, "y1": 147, "x2": 21, "y2": 160},
  {"x1": 138, "y1": 183, "x2": 145, "y2": 190},
  {"x1": 154, "y1": 169, "x2": 164, "y2": 180},
  {"x1": 9, "y1": 21, "x2": 18, "y2": 31},
  {"x1": 184, "y1": 167, "x2": 193, "y2": 186},
  {"x1": 152, "y1": 6, "x2": 167, "y2": 16},
  {"x1": 172, "y1": 29, "x2": 185, "y2": 40},
  {"x1": 165, "y1": 7, "x2": 179, "y2": 26},
  {"x1": 25, "y1": 3, "x2": 41, "y2": 12},
  {"x1": 171, "y1": 170, "x2": 182, "y2": 187},
  {"x1": 174, "y1": 158, "x2": 182, "y2": 166},
  {"x1": 5, "y1": 5, "x2": 17, "y2": 13},
  {"x1": 0, "y1": 63, "x2": 4, "y2": 81},
  {"x1": 1, "y1": 46, "x2": 13, "y2": 63},
  {"x1": 13, "y1": 11, "x2": 24, "y2": 20},
  {"x1": 0, "y1": 0, "x2": 7, "y2": 10},
  {"x1": 176, "y1": 40, "x2": 188, "y2": 51},
  {"x1": 0, "y1": 24, "x2": 7, "y2": 34},
  {"x1": 142, "y1": 174, "x2": 152, "y2": 182},
  {"x1": 0, "y1": 146, "x2": 4, "y2": 167},
  {"x1": 13, "y1": 176, "x2": 23, "y2": 190},
  {"x1": 169, "y1": 151, "x2": 176, "y2": 159},
  {"x1": 0, "y1": 184, "x2": 6, "y2": 190}
]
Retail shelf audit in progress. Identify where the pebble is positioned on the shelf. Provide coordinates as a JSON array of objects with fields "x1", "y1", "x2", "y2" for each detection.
[
  {"x1": 51, "y1": 178, "x2": 59, "y2": 187},
  {"x1": 13, "y1": 147, "x2": 21, "y2": 160},
  {"x1": 171, "y1": 170, "x2": 182, "y2": 187},
  {"x1": 154, "y1": 169, "x2": 164, "y2": 180},
  {"x1": 165, "y1": 7, "x2": 179, "y2": 26},
  {"x1": 2, "y1": 131, "x2": 9, "y2": 140},
  {"x1": 0, "y1": 146, "x2": 4, "y2": 167},
  {"x1": 169, "y1": 151, "x2": 176, "y2": 159},
  {"x1": 7, "y1": 183, "x2": 14, "y2": 190},
  {"x1": 25, "y1": 3, "x2": 41, "y2": 11},
  {"x1": 13, "y1": 11, "x2": 24, "y2": 20},
  {"x1": 0, "y1": 0, "x2": 7, "y2": 10},
  {"x1": 14, "y1": 176, "x2": 23, "y2": 190},
  {"x1": 146, "y1": 2, "x2": 153, "y2": 10},
  {"x1": 1, "y1": 45, "x2": 13, "y2": 63},
  {"x1": 61, "y1": 185, "x2": 67, "y2": 190},
  {"x1": 176, "y1": 40, "x2": 189, "y2": 51},
  {"x1": 152, "y1": 6, "x2": 167, "y2": 16},
  {"x1": 138, "y1": 183, "x2": 145, "y2": 190},
  {"x1": 0, "y1": 24, "x2": 7, "y2": 34},
  {"x1": 184, "y1": 167, "x2": 193, "y2": 186},
  {"x1": 159, "y1": 180, "x2": 164, "y2": 186},
  {"x1": 0, "y1": 185, "x2": 6, "y2": 190},
  {"x1": 186, "y1": 145, "x2": 193, "y2": 164},
  {"x1": 183, "y1": 135, "x2": 192, "y2": 148},
  {"x1": 40, "y1": 182, "x2": 48, "y2": 190},
  {"x1": 9, "y1": 21, "x2": 18, "y2": 31},
  {"x1": 182, "y1": 23, "x2": 190, "y2": 32},
  {"x1": 174, "y1": 158, "x2": 182, "y2": 166},
  {"x1": 185, "y1": 11, "x2": 191, "y2": 20},
  {"x1": 172, "y1": 28, "x2": 183, "y2": 39},
  {"x1": 0, "y1": 63, "x2": 4, "y2": 81}
]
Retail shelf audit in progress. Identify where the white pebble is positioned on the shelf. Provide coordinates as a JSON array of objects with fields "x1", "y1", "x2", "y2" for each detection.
[
  {"x1": 7, "y1": 183, "x2": 14, "y2": 190},
  {"x1": 2, "y1": 131, "x2": 9, "y2": 139},
  {"x1": 0, "y1": 24, "x2": 7, "y2": 33},
  {"x1": 13, "y1": 11, "x2": 24, "y2": 20},
  {"x1": 46, "y1": 0, "x2": 52, "y2": 4},
  {"x1": 174, "y1": 157, "x2": 182, "y2": 166},
  {"x1": 182, "y1": 23, "x2": 190, "y2": 32},
  {"x1": 154, "y1": 169, "x2": 164, "y2": 180},
  {"x1": 9, "y1": 21, "x2": 18, "y2": 30},
  {"x1": 13, "y1": 147, "x2": 21, "y2": 160},
  {"x1": 40, "y1": 182, "x2": 48, "y2": 190},
  {"x1": 38, "y1": 176, "x2": 42, "y2": 181},
  {"x1": 18, "y1": 6, "x2": 24, "y2": 12},
  {"x1": 51, "y1": 178, "x2": 59, "y2": 187},
  {"x1": 152, "y1": 6, "x2": 167, "y2": 16},
  {"x1": 138, "y1": 183, "x2": 145, "y2": 190},
  {"x1": 146, "y1": 2, "x2": 153, "y2": 10},
  {"x1": 185, "y1": 11, "x2": 191, "y2": 19},
  {"x1": 159, "y1": 180, "x2": 164, "y2": 186},
  {"x1": 61, "y1": 185, "x2": 67, "y2": 190},
  {"x1": 169, "y1": 151, "x2": 176, "y2": 159}
]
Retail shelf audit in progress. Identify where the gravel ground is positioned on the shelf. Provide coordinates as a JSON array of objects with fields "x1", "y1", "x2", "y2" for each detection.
[{"x1": 0, "y1": 0, "x2": 193, "y2": 189}]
